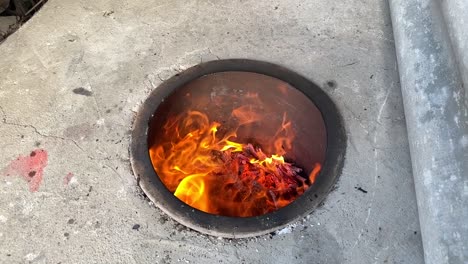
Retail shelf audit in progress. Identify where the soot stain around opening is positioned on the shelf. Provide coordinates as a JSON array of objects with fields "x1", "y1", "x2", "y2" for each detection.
[
  {"x1": 326, "y1": 80, "x2": 337, "y2": 90},
  {"x1": 72, "y1": 87, "x2": 93, "y2": 96},
  {"x1": 355, "y1": 186, "x2": 368, "y2": 193}
]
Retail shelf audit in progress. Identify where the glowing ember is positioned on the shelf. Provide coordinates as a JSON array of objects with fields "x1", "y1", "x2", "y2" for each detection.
[{"x1": 149, "y1": 109, "x2": 321, "y2": 217}]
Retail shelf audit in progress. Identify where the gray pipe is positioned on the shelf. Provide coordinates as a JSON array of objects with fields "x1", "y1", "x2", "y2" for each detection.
[
  {"x1": 440, "y1": 0, "x2": 468, "y2": 101},
  {"x1": 388, "y1": 0, "x2": 467, "y2": 263}
]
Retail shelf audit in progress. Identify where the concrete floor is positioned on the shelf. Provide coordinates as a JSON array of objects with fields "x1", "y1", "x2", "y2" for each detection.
[{"x1": 0, "y1": 0, "x2": 424, "y2": 263}]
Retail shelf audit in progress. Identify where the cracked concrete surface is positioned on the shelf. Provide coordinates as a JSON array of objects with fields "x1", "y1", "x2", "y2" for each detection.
[{"x1": 0, "y1": 0, "x2": 424, "y2": 263}]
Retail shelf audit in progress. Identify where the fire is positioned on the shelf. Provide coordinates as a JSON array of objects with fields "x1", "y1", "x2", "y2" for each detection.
[{"x1": 149, "y1": 106, "x2": 321, "y2": 217}]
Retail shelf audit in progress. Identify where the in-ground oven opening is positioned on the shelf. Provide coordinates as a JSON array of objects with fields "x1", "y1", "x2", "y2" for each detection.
[
  {"x1": 130, "y1": 59, "x2": 346, "y2": 238},
  {"x1": 148, "y1": 71, "x2": 326, "y2": 217}
]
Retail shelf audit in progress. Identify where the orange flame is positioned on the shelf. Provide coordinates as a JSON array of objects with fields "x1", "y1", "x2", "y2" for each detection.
[
  {"x1": 149, "y1": 109, "x2": 321, "y2": 217},
  {"x1": 232, "y1": 105, "x2": 262, "y2": 125},
  {"x1": 309, "y1": 163, "x2": 321, "y2": 184}
]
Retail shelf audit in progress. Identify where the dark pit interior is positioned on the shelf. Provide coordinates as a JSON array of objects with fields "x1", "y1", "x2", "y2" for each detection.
[{"x1": 130, "y1": 59, "x2": 346, "y2": 237}]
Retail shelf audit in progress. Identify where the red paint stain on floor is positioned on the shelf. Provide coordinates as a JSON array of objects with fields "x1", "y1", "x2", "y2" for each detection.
[
  {"x1": 2, "y1": 149, "x2": 48, "y2": 192},
  {"x1": 63, "y1": 172, "x2": 74, "y2": 186}
]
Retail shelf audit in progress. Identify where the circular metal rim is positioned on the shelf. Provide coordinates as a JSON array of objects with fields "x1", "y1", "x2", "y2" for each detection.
[{"x1": 130, "y1": 59, "x2": 347, "y2": 238}]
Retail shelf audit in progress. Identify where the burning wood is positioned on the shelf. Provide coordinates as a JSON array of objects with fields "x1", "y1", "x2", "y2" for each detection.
[
  {"x1": 220, "y1": 145, "x2": 316, "y2": 213},
  {"x1": 149, "y1": 109, "x2": 321, "y2": 217}
]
